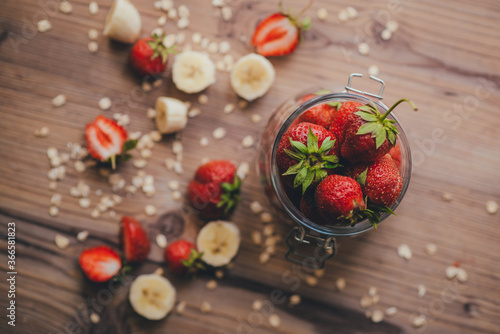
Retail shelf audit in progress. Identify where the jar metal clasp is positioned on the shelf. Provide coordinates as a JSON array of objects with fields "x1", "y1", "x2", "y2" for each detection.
[
  {"x1": 345, "y1": 73, "x2": 385, "y2": 101},
  {"x1": 285, "y1": 226, "x2": 336, "y2": 269}
]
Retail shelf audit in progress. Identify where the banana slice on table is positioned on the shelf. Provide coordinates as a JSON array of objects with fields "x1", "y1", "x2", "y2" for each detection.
[
  {"x1": 154, "y1": 97, "x2": 188, "y2": 134},
  {"x1": 230, "y1": 53, "x2": 275, "y2": 102},
  {"x1": 172, "y1": 51, "x2": 216, "y2": 94},
  {"x1": 197, "y1": 221, "x2": 241, "y2": 267},
  {"x1": 129, "y1": 273, "x2": 176, "y2": 320},
  {"x1": 103, "y1": 0, "x2": 141, "y2": 44}
]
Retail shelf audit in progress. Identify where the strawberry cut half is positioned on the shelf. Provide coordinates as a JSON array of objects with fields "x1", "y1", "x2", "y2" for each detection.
[
  {"x1": 121, "y1": 216, "x2": 151, "y2": 263},
  {"x1": 85, "y1": 115, "x2": 128, "y2": 169},
  {"x1": 79, "y1": 246, "x2": 122, "y2": 283}
]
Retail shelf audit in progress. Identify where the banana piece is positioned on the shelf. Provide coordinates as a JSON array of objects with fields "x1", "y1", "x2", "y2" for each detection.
[
  {"x1": 230, "y1": 53, "x2": 275, "y2": 102},
  {"x1": 172, "y1": 51, "x2": 216, "y2": 94},
  {"x1": 103, "y1": 0, "x2": 141, "y2": 44},
  {"x1": 129, "y1": 273, "x2": 176, "y2": 320},
  {"x1": 154, "y1": 97, "x2": 188, "y2": 134},
  {"x1": 197, "y1": 221, "x2": 240, "y2": 267}
]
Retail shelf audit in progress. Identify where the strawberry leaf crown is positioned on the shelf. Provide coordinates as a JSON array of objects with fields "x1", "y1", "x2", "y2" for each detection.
[
  {"x1": 181, "y1": 248, "x2": 206, "y2": 274},
  {"x1": 104, "y1": 138, "x2": 138, "y2": 170},
  {"x1": 355, "y1": 99, "x2": 418, "y2": 149},
  {"x1": 279, "y1": 1, "x2": 312, "y2": 31},
  {"x1": 217, "y1": 175, "x2": 242, "y2": 215},
  {"x1": 147, "y1": 33, "x2": 178, "y2": 64},
  {"x1": 283, "y1": 127, "x2": 339, "y2": 194}
]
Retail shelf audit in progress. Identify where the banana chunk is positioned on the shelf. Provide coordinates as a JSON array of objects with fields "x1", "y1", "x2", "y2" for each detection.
[
  {"x1": 155, "y1": 97, "x2": 188, "y2": 134},
  {"x1": 103, "y1": 0, "x2": 141, "y2": 44},
  {"x1": 197, "y1": 221, "x2": 240, "y2": 267},
  {"x1": 230, "y1": 53, "x2": 275, "y2": 102},
  {"x1": 129, "y1": 274, "x2": 176, "y2": 320},
  {"x1": 172, "y1": 51, "x2": 216, "y2": 94}
]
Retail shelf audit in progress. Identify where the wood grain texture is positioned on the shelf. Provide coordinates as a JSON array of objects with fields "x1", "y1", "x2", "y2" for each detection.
[{"x1": 1, "y1": 0, "x2": 500, "y2": 333}]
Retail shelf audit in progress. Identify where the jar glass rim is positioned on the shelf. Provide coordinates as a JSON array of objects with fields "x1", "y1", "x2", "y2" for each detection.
[{"x1": 270, "y1": 92, "x2": 412, "y2": 237}]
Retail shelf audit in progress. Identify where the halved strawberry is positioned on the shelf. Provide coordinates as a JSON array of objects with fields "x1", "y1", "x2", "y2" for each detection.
[
  {"x1": 85, "y1": 115, "x2": 128, "y2": 169},
  {"x1": 121, "y1": 216, "x2": 150, "y2": 263},
  {"x1": 251, "y1": 4, "x2": 311, "y2": 57},
  {"x1": 79, "y1": 246, "x2": 122, "y2": 282}
]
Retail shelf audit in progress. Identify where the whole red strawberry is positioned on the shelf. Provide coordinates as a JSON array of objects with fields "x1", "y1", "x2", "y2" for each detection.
[
  {"x1": 297, "y1": 91, "x2": 337, "y2": 128},
  {"x1": 188, "y1": 160, "x2": 241, "y2": 219},
  {"x1": 277, "y1": 122, "x2": 339, "y2": 193},
  {"x1": 79, "y1": 246, "x2": 122, "y2": 282},
  {"x1": 329, "y1": 101, "x2": 362, "y2": 146},
  {"x1": 388, "y1": 143, "x2": 402, "y2": 171},
  {"x1": 85, "y1": 115, "x2": 135, "y2": 169},
  {"x1": 121, "y1": 216, "x2": 150, "y2": 263},
  {"x1": 314, "y1": 174, "x2": 366, "y2": 225},
  {"x1": 129, "y1": 33, "x2": 175, "y2": 77},
  {"x1": 299, "y1": 192, "x2": 326, "y2": 225},
  {"x1": 165, "y1": 240, "x2": 204, "y2": 274},
  {"x1": 341, "y1": 99, "x2": 417, "y2": 164},
  {"x1": 251, "y1": 3, "x2": 311, "y2": 57},
  {"x1": 352, "y1": 154, "x2": 403, "y2": 207}
]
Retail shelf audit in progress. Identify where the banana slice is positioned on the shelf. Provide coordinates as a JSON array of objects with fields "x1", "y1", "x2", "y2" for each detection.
[
  {"x1": 230, "y1": 53, "x2": 275, "y2": 102},
  {"x1": 103, "y1": 0, "x2": 141, "y2": 44},
  {"x1": 197, "y1": 221, "x2": 240, "y2": 267},
  {"x1": 129, "y1": 273, "x2": 176, "y2": 320},
  {"x1": 154, "y1": 97, "x2": 188, "y2": 134},
  {"x1": 172, "y1": 51, "x2": 216, "y2": 94}
]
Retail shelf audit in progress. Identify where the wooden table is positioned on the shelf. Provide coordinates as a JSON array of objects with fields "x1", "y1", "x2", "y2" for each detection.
[{"x1": 1, "y1": 0, "x2": 499, "y2": 333}]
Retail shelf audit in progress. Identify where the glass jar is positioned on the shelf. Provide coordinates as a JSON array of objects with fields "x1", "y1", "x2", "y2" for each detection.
[{"x1": 257, "y1": 74, "x2": 412, "y2": 268}]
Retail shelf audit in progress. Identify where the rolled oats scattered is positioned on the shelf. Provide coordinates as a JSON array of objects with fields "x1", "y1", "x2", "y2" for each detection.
[
  {"x1": 263, "y1": 224, "x2": 274, "y2": 237},
  {"x1": 149, "y1": 131, "x2": 162, "y2": 142},
  {"x1": 199, "y1": 137, "x2": 210, "y2": 147},
  {"x1": 208, "y1": 42, "x2": 218, "y2": 53},
  {"x1": 212, "y1": 0, "x2": 224, "y2": 7},
  {"x1": 215, "y1": 270, "x2": 224, "y2": 279},
  {"x1": 144, "y1": 175, "x2": 154, "y2": 185},
  {"x1": 152, "y1": 27, "x2": 164, "y2": 37},
  {"x1": 238, "y1": 99, "x2": 248, "y2": 109},
  {"x1": 317, "y1": 8, "x2": 328, "y2": 21},
  {"x1": 486, "y1": 200, "x2": 498, "y2": 214},
  {"x1": 55, "y1": 234, "x2": 70, "y2": 249},
  {"x1": 153, "y1": 79, "x2": 163, "y2": 87},
  {"x1": 37, "y1": 20, "x2": 52, "y2": 32},
  {"x1": 218, "y1": 41, "x2": 231, "y2": 54},
  {"x1": 172, "y1": 191, "x2": 182, "y2": 201},
  {"x1": 242, "y1": 135, "x2": 255, "y2": 148},
  {"x1": 338, "y1": 9, "x2": 349, "y2": 22},
  {"x1": 178, "y1": 5, "x2": 189, "y2": 17},
  {"x1": 381, "y1": 29, "x2": 392, "y2": 41},
  {"x1": 346, "y1": 7, "x2": 358, "y2": 19},
  {"x1": 50, "y1": 194, "x2": 62, "y2": 207},
  {"x1": 314, "y1": 269, "x2": 325, "y2": 278},
  {"x1": 163, "y1": 34, "x2": 176, "y2": 48},
  {"x1": 215, "y1": 60, "x2": 225, "y2": 71},
  {"x1": 305, "y1": 275, "x2": 318, "y2": 287},
  {"x1": 397, "y1": 244, "x2": 412, "y2": 260},
  {"x1": 89, "y1": 1, "x2": 99, "y2": 15},
  {"x1": 88, "y1": 28, "x2": 98, "y2": 40},
  {"x1": 260, "y1": 212, "x2": 273, "y2": 223},
  {"x1": 77, "y1": 230, "x2": 89, "y2": 242},
  {"x1": 457, "y1": 267, "x2": 468, "y2": 283},
  {"x1": 201, "y1": 37, "x2": 210, "y2": 49},
  {"x1": 259, "y1": 252, "x2": 270, "y2": 264},
  {"x1": 140, "y1": 149, "x2": 152, "y2": 159},
  {"x1": 59, "y1": 1, "x2": 73, "y2": 14},
  {"x1": 252, "y1": 300, "x2": 263, "y2": 311},
  {"x1": 145, "y1": 204, "x2": 157, "y2": 216},
  {"x1": 188, "y1": 107, "x2": 201, "y2": 118},
  {"x1": 442, "y1": 192, "x2": 453, "y2": 201},
  {"x1": 198, "y1": 94, "x2": 209, "y2": 105},
  {"x1": 425, "y1": 243, "x2": 437, "y2": 255},
  {"x1": 360, "y1": 295, "x2": 372, "y2": 308},
  {"x1": 411, "y1": 314, "x2": 426, "y2": 328},
  {"x1": 289, "y1": 294, "x2": 301, "y2": 306},
  {"x1": 49, "y1": 206, "x2": 59, "y2": 217},
  {"x1": 335, "y1": 277, "x2": 346, "y2": 291},
  {"x1": 200, "y1": 301, "x2": 212, "y2": 313},
  {"x1": 74, "y1": 160, "x2": 86, "y2": 173},
  {"x1": 417, "y1": 284, "x2": 426, "y2": 298},
  {"x1": 371, "y1": 294, "x2": 380, "y2": 305},
  {"x1": 368, "y1": 65, "x2": 379, "y2": 76},
  {"x1": 34, "y1": 126, "x2": 50, "y2": 137},
  {"x1": 157, "y1": 15, "x2": 167, "y2": 26},
  {"x1": 251, "y1": 114, "x2": 262, "y2": 123},
  {"x1": 133, "y1": 159, "x2": 148, "y2": 168},
  {"x1": 146, "y1": 108, "x2": 157, "y2": 120},
  {"x1": 251, "y1": 231, "x2": 262, "y2": 245},
  {"x1": 52, "y1": 94, "x2": 66, "y2": 107},
  {"x1": 167, "y1": 8, "x2": 177, "y2": 19},
  {"x1": 156, "y1": 234, "x2": 167, "y2": 248},
  {"x1": 385, "y1": 20, "x2": 399, "y2": 33},
  {"x1": 212, "y1": 127, "x2": 227, "y2": 140},
  {"x1": 371, "y1": 310, "x2": 384, "y2": 323},
  {"x1": 206, "y1": 280, "x2": 217, "y2": 290},
  {"x1": 154, "y1": 1, "x2": 162, "y2": 10},
  {"x1": 250, "y1": 201, "x2": 263, "y2": 214},
  {"x1": 177, "y1": 17, "x2": 189, "y2": 29},
  {"x1": 48, "y1": 181, "x2": 58, "y2": 191},
  {"x1": 221, "y1": 6, "x2": 232, "y2": 21},
  {"x1": 268, "y1": 314, "x2": 281, "y2": 328},
  {"x1": 358, "y1": 42, "x2": 370, "y2": 55},
  {"x1": 223, "y1": 54, "x2": 234, "y2": 71},
  {"x1": 88, "y1": 41, "x2": 99, "y2": 53},
  {"x1": 446, "y1": 265, "x2": 458, "y2": 279},
  {"x1": 141, "y1": 82, "x2": 152, "y2": 92},
  {"x1": 237, "y1": 162, "x2": 250, "y2": 180},
  {"x1": 90, "y1": 312, "x2": 100, "y2": 324},
  {"x1": 176, "y1": 301, "x2": 186, "y2": 314},
  {"x1": 368, "y1": 286, "x2": 377, "y2": 297},
  {"x1": 79, "y1": 198, "x2": 91, "y2": 209},
  {"x1": 191, "y1": 33, "x2": 202, "y2": 44},
  {"x1": 385, "y1": 306, "x2": 398, "y2": 317},
  {"x1": 161, "y1": 0, "x2": 173, "y2": 11}
]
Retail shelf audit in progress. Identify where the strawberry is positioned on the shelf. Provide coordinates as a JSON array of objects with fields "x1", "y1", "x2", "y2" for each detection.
[
  {"x1": 85, "y1": 115, "x2": 135, "y2": 169},
  {"x1": 164, "y1": 240, "x2": 204, "y2": 274},
  {"x1": 340, "y1": 99, "x2": 417, "y2": 164},
  {"x1": 79, "y1": 246, "x2": 122, "y2": 282},
  {"x1": 297, "y1": 90, "x2": 337, "y2": 128},
  {"x1": 188, "y1": 160, "x2": 241, "y2": 219},
  {"x1": 314, "y1": 175, "x2": 366, "y2": 225},
  {"x1": 299, "y1": 191, "x2": 326, "y2": 225},
  {"x1": 129, "y1": 34, "x2": 176, "y2": 77},
  {"x1": 328, "y1": 101, "x2": 363, "y2": 146},
  {"x1": 388, "y1": 143, "x2": 402, "y2": 171},
  {"x1": 121, "y1": 216, "x2": 150, "y2": 263},
  {"x1": 277, "y1": 122, "x2": 339, "y2": 194},
  {"x1": 353, "y1": 154, "x2": 403, "y2": 207},
  {"x1": 251, "y1": 3, "x2": 311, "y2": 57}
]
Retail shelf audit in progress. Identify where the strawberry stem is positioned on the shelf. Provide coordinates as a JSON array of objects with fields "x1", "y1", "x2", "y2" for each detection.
[
  {"x1": 110, "y1": 155, "x2": 116, "y2": 170},
  {"x1": 380, "y1": 98, "x2": 418, "y2": 121},
  {"x1": 296, "y1": 0, "x2": 313, "y2": 19}
]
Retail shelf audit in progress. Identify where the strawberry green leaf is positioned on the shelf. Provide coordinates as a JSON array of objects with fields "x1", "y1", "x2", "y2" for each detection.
[
  {"x1": 314, "y1": 88, "x2": 332, "y2": 95},
  {"x1": 356, "y1": 168, "x2": 368, "y2": 187},
  {"x1": 301, "y1": 16, "x2": 312, "y2": 30},
  {"x1": 290, "y1": 138, "x2": 309, "y2": 155},
  {"x1": 387, "y1": 129, "x2": 396, "y2": 146},
  {"x1": 323, "y1": 155, "x2": 339, "y2": 163},
  {"x1": 123, "y1": 139, "x2": 138, "y2": 152},
  {"x1": 374, "y1": 127, "x2": 387, "y2": 149},
  {"x1": 355, "y1": 111, "x2": 378, "y2": 122},
  {"x1": 294, "y1": 167, "x2": 308, "y2": 188},
  {"x1": 283, "y1": 160, "x2": 305, "y2": 175},
  {"x1": 327, "y1": 101, "x2": 342, "y2": 108},
  {"x1": 324, "y1": 161, "x2": 339, "y2": 169},
  {"x1": 307, "y1": 128, "x2": 319, "y2": 153},
  {"x1": 356, "y1": 122, "x2": 378, "y2": 135},
  {"x1": 302, "y1": 170, "x2": 314, "y2": 194},
  {"x1": 318, "y1": 137, "x2": 335, "y2": 154},
  {"x1": 315, "y1": 169, "x2": 327, "y2": 182},
  {"x1": 283, "y1": 148, "x2": 306, "y2": 161}
]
